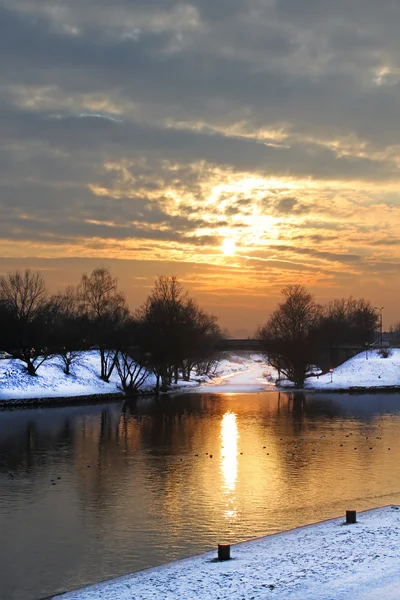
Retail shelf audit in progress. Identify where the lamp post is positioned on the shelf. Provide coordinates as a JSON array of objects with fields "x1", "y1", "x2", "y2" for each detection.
[{"x1": 374, "y1": 306, "x2": 384, "y2": 346}]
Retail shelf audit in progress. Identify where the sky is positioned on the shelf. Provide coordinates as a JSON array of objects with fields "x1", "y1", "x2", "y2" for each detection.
[{"x1": 1, "y1": 0, "x2": 400, "y2": 335}]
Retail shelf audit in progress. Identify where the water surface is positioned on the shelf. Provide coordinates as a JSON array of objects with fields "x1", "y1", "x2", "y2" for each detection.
[{"x1": 1, "y1": 392, "x2": 400, "y2": 600}]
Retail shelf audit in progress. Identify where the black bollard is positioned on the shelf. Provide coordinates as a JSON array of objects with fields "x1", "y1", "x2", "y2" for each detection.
[
  {"x1": 218, "y1": 544, "x2": 231, "y2": 561},
  {"x1": 346, "y1": 510, "x2": 357, "y2": 524}
]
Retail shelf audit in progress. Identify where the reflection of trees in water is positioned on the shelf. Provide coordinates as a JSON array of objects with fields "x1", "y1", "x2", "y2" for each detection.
[
  {"x1": 74, "y1": 408, "x2": 126, "y2": 513},
  {"x1": 276, "y1": 393, "x2": 342, "y2": 419},
  {"x1": 0, "y1": 416, "x2": 75, "y2": 474},
  {"x1": 1, "y1": 391, "x2": 399, "y2": 540},
  {"x1": 71, "y1": 398, "x2": 227, "y2": 521},
  {"x1": 120, "y1": 396, "x2": 216, "y2": 467},
  {"x1": 252, "y1": 392, "x2": 342, "y2": 441},
  {"x1": 2, "y1": 392, "x2": 400, "y2": 487},
  {"x1": 282, "y1": 392, "x2": 400, "y2": 422},
  {"x1": 0, "y1": 404, "x2": 124, "y2": 478},
  {"x1": 123, "y1": 394, "x2": 224, "y2": 418},
  {"x1": 120, "y1": 394, "x2": 226, "y2": 457}
]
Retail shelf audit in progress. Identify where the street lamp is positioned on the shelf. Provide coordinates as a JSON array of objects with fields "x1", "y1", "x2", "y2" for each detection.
[{"x1": 374, "y1": 306, "x2": 384, "y2": 346}]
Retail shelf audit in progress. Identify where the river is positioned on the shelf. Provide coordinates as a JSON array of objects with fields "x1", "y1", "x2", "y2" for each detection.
[{"x1": 2, "y1": 391, "x2": 400, "y2": 600}]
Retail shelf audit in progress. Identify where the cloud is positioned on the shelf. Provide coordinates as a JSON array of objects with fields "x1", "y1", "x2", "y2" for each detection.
[
  {"x1": 2, "y1": 1, "x2": 400, "y2": 152},
  {"x1": 0, "y1": 0, "x2": 400, "y2": 330},
  {"x1": 274, "y1": 197, "x2": 311, "y2": 215}
]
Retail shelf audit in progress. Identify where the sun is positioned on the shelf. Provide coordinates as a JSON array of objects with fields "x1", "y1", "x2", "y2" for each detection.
[{"x1": 221, "y1": 238, "x2": 236, "y2": 256}]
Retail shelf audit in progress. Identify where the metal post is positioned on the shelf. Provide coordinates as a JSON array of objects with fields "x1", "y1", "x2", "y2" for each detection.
[
  {"x1": 218, "y1": 544, "x2": 231, "y2": 561},
  {"x1": 346, "y1": 510, "x2": 357, "y2": 524}
]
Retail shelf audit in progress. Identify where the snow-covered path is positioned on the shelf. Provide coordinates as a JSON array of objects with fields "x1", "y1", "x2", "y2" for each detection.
[
  {"x1": 54, "y1": 506, "x2": 400, "y2": 600},
  {"x1": 192, "y1": 354, "x2": 275, "y2": 394}
]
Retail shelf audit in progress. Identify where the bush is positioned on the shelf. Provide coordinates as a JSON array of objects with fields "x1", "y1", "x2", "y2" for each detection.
[{"x1": 378, "y1": 348, "x2": 392, "y2": 358}]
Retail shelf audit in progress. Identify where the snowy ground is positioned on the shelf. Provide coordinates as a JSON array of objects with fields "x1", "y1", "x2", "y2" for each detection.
[
  {"x1": 192, "y1": 353, "x2": 276, "y2": 394},
  {"x1": 188, "y1": 349, "x2": 400, "y2": 394},
  {"x1": 1, "y1": 349, "x2": 400, "y2": 403},
  {"x1": 304, "y1": 349, "x2": 400, "y2": 391},
  {"x1": 0, "y1": 352, "x2": 272, "y2": 403},
  {"x1": 0, "y1": 352, "x2": 154, "y2": 401},
  {"x1": 54, "y1": 506, "x2": 400, "y2": 600}
]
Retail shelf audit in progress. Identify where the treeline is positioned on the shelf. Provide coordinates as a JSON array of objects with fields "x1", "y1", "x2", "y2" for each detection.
[
  {"x1": 0, "y1": 268, "x2": 222, "y2": 393},
  {"x1": 257, "y1": 285, "x2": 380, "y2": 387},
  {"x1": 0, "y1": 270, "x2": 384, "y2": 391}
]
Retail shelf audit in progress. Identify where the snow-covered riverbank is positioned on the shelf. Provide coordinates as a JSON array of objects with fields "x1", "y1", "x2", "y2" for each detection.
[
  {"x1": 0, "y1": 352, "x2": 270, "y2": 404},
  {"x1": 201, "y1": 349, "x2": 400, "y2": 393},
  {"x1": 53, "y1": 506, "x2": 400, "y2": 600},
  {"x1": 0, "y1": 352, "x2": 132, "y2": 402},
  {"x1": 303, "y1": 349, "x2": 400, "y2": 391},
  {"x1": 1, "y1": 349, "x2": 400, "y2": 405}
]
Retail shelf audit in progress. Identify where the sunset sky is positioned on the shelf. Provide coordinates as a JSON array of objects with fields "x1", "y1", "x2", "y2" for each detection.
[{"x1": 1, "y1": 0, "x2": 400, "y2": 335}]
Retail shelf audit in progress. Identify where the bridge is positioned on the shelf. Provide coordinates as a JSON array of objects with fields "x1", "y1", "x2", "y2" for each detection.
[{"x1": 215, "y1": 338, "x2": 263, "y2": 352}]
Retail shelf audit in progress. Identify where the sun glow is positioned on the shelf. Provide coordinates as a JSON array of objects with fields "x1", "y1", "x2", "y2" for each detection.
[
  {"x1": 221, "y1": 238, "x2": 236, "y2": 256},
  {"x1": 220, "y1": 411, "x2": 239, "y2": 523},
  {"x1": 221, "y1": 412, "x2": 238, "y2": 493}
]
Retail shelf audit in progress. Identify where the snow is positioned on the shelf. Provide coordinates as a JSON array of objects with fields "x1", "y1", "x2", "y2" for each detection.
[
  {"x1": 54, "y1": 506, "x2": 400, "y2": 600},
  {"x1": 0, "y1": 352, "x2": 273, "y2": 403},
  {"x1": 0, "y1": 351, "x2": 156, "y2": 401},
  {"x1": 192, "y1": 353, "x2": 276, "y2": 394},
  {"x1": 193, "y1": 349, "x2": 400, "y2": 394},
  {"x1": 1, "y1": 348, "x2": 400, "y2": 403},
  {"x1": 304, "y1": 349, "x2": 400, "y2": 391}
]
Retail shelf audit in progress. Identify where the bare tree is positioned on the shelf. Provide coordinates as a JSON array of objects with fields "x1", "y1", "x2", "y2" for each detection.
[
  {"x1": 319, "y1": 297, "x2": 378, "y2": 347},
  {"x1": 79, "y1": 268, "x2": 129, "y2": 381},
  {"x1": 135, "y1": 276, "x2": 186, "y2": 392},
  {"x1": 112, "y1": 317, "x2": 151, "y2": 394},
  {"x1": 0, "y1": 269, "x2": 46, "y2": 323},
  {"x1": 135, "y1": 276, "x2": 221, "y2": 392},
  {"x1": 50, "y1": 286, "x2": 87, "y2": 375},
  {"x1": 183, "y1": 309, "x2": 222, "y2": 380},
  {"x1": 348, "y1": 298, "x2": 379, "y2": 344},
  {"x1": 0, "y1": 269, "x2": 51, "y2": 375},
  {"x1": 115, "y1": 345, "x2": 151, "y2": 394},
  {"x1": 257, "y1": 285, "x2": 322, "y2": 387}
]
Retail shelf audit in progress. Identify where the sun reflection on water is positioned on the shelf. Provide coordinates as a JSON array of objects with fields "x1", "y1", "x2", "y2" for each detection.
[{"x1": 220, "y1": 411, "x2": 239, "y2": 523}]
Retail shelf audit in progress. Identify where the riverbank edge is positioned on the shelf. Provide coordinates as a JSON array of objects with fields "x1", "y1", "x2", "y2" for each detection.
[
  {"x1": 277, "y1": 384, "x2": 400, "y2": 394},
  {"x1": 0, "y1": 380, "x2": 211, "y2": 407},
  {"x1": 0, "y1": 391, "x2": 126, "y2": 409},
  {"x1": 50, "y1": 505, "x2": 397, "y2": 600},
  {"x1": 2, "y1": 382, "x2": 400, "y2": 408}
]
